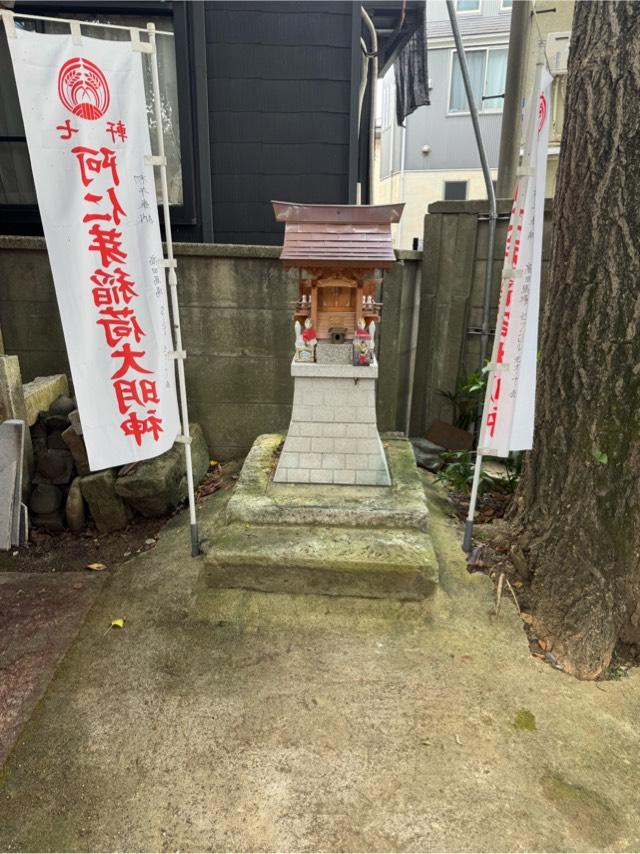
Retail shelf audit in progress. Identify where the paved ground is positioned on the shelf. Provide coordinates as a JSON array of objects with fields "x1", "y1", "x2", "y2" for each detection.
[{"x1": 1, "y1": 477, "x2": 639, "y2": 852}]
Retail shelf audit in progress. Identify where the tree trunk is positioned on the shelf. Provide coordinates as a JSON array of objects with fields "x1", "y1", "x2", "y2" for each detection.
[{"x1": 511, "y1": 1, "x2": 640, "y2": 679}]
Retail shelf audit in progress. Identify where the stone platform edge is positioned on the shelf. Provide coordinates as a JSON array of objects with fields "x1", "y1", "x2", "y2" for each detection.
[{"x1": 225, "y1": 433, "x2": 428, "y2": 531}]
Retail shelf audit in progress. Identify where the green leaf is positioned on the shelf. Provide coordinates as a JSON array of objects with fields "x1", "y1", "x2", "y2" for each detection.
[{"x1": 593, "y1": 450, "x2": 608, "y2": 465}]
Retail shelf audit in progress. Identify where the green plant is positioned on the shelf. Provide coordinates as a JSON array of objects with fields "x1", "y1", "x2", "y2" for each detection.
[
  {"x1": 434, "y1": 450, "x2": 495, "y2": 496},
  {"x1": 437, "y1": 367, "x2": 488, "y2": 431},
  {"x1": 503, "y1": 451, "x2": 524, "y2": 492}
]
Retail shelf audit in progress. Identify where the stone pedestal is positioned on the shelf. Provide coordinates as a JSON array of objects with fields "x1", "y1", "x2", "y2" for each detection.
[
  {"x1": 274, "y1": 359, "x2": 390, "y2": 486},
  {"x1": 201, "y1": 433, "x2": 438, "y2": 601}
]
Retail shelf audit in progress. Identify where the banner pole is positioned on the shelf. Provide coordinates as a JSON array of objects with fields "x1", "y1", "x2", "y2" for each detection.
[
  {"x1": 463, "y1": 451, "x2": 483, "y2": 553},
  {"x1": 147, "y1": 22, "x2": 199, "y2": 557}
]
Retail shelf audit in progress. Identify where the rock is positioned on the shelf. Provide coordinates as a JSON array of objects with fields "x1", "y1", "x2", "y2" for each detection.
[
  {"x1": 65, "y1": 477, "x2": 86, "y2": 532},
  {"x1": 68, "y1": 409, "x2": 83, "y2": 435},
  {"x1": 47, "y1": 430, "x2": 69, "y2": 451},
  {"x1": 80, "y1": 469, "x2": 132, "y2": 533},
  {"x1": 30, "y1": 483, "x2": 63, "y2": 514},
  {"x1": 425, "y1": 419, "x2": 474, "y2": 452},
  {"x1": 36, "y1": 448, "x2": 74, "y2": 485},
  {"x1": 49, "y1": 394, "x2": 76, "y2": 417},
  {"x1": 114, "y1": 423, "x2": 209, "y2": 517},
  {"x1": 22, "y1": 375, "x2": 69, "y2": 427},
  {"x1": 411, "y1": 438, "x2": 445, "y2": 472},
  {"x1": 61, "y1": 426, "x2": 90, "y2": 476},
  {"x1": 32, "y1": 510, "x2": 65, "y2": 532},
  {"x1": 44, "y1": 414, "x2": 70, "y2": 431}
]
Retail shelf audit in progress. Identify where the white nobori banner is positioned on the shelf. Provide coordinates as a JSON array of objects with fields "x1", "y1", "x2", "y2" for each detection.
[
  {"x1": 478, "y1": 65, "x2": 554, "y2": 457},
  {"x1": 5, "y1": 22, "x2": 180, "y2": 470}
]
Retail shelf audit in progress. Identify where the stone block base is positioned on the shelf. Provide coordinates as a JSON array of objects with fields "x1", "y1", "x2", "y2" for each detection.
[
  {"x1": 201, "y1": 434, "x2": 439, "y2": 601},
  {"x1": 274, "y1": 360, "x2": 390, "y2": 486}
]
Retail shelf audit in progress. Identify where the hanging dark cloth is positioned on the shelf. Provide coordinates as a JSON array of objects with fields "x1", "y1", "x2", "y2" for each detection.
[{"x1": 395, "y1": 4, "x2": 429, "y2": 126}]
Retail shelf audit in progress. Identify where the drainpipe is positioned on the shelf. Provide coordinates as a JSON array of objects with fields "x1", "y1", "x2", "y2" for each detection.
[
  {"x1": 361, "y1": 6, "x2": 378, "y2": 204},
  {"x1": 446, "y1": 0, "x2": 497, "y2": 369}
]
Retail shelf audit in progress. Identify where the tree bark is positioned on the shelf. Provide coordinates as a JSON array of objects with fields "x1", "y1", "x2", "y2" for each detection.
[{"x1": 511, "y1": 1, "x2": 640, "y2": 679}]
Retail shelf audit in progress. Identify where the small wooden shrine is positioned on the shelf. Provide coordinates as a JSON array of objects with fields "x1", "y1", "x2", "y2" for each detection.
[
  {"x1": 273, "y1": 201, "x2": 403, "y2": 359},
  {"x1": 272, "y1": 201, "x2": 404, "y2": 487}
]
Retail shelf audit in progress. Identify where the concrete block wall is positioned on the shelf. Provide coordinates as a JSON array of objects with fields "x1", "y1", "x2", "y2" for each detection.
[
  {"x1": 0, "y1": 237, "x2": 420, "y2": 460},
  {"x1": 409, "y1": 198, "x2": 553, "y2": 437}
]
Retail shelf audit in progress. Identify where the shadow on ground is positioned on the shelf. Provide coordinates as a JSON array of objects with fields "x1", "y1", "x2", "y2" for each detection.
[{"x1": 0, "y1": 474, "x2": 639, "y2": 852}]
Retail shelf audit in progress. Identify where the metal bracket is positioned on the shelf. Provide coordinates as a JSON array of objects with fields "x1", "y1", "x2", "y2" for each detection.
[
  {"x1": 516, "y1": 166, "x2": 535, "y2": 178},
  {"x1": 2, "y1": 11, "x2": 16, "y2": 38},
  {"x1": 501, "y1": 267, "x2": 524, "y2": 280},
  {"x1": 175, "y1": 434, "x2": 192, "y2": 445},
  {"x1": 485, "y1": 362, "x2": 510, "y2": 373},
  {"x1": 144, "y1": 155, "x2": 167, "y2": 167},
  {"x1": 130, "y1": 28, "x2": 153, "y2": 53},
  {"x1": 160, "y1": 259, "x2": 177, "y2": 269},
  {"x1": 170, "y1": 350, "x2": 187, "y2": 360}
]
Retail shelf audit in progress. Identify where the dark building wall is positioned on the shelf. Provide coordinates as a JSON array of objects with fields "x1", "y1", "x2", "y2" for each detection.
[{"x1": 204, "y1": 1, "x2": 358, "y2": 245}]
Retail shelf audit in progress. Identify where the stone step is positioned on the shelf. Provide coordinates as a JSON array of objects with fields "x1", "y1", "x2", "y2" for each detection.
[{"x1": 201, "y1": 522, "x2": 438, "y2": 601}]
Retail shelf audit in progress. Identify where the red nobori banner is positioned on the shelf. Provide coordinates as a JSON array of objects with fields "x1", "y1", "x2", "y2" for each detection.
[
  {"x1": 478, "y1": 66, "x2": 553, "y2": 458},
  {"x1": 6, "y1": 25, "x2": 180, "y2": 470}
]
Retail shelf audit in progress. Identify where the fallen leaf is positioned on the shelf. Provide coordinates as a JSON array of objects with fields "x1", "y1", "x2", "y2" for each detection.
[
  {"x1": 209, "y1": 459, "x2": 219, "y2": 467},
  {"x1": 86, "y1": 562, "x2": 107, "y2": 571},
  {"x1": 111, "y1": 618, "x2": 125, "y2": 629}
]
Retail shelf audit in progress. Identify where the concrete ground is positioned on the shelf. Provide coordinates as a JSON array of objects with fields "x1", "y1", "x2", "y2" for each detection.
[{"x1": 1, "y1": 476, "x2": 639, "y2": 852}]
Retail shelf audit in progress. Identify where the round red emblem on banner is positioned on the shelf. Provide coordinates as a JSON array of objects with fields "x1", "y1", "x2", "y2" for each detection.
[
  {"x1": 537, "y1": 93, "x2": 547, "y2": 133},
  {"x1": 57, "y1": 57, "x2": 110, "y2": 121}
]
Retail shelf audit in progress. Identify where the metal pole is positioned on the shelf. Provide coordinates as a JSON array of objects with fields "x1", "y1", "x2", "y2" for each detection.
[
  {"x1": 497, "y1": 0, "x2": 531, "y2": 198},
  {"x1": 148, "y1": 22, "x2": 199, "y2": 557},
  {"x1": 446, "y1": 0, "x2": 498, "y2": 552},
  {"x1": 446, "y1": 0, "x2": 497, "y2": 370}
]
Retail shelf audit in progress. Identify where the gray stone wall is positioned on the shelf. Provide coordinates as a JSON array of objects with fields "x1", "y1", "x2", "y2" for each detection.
[
  {"x1": 410, "y1": 198, "x2": 553, "y2": 437},
  {"x1": 0, "y1": 237, "x2": 420, "y2": 460}
]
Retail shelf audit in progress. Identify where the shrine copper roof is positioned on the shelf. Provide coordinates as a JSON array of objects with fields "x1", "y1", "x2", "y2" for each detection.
[{"x1": 272, "y1": 201, "x2": 405, "y2": 269}]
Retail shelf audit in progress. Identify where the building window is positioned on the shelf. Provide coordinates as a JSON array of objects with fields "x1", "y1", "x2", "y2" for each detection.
[
  {"x1": 456, "y1": 0, "x2": 481, "y2": 13},
  {"x1": 444, "y1": 180, "x2": 468, "y2": 201},
  {"x1": 0, "y1": 5, "x2": 190, "y2": 221},
  {"x1": 448, "y1": 47, "x2": 508, "y2": 114},
  {"x1": 501, "y1": 0, "x2": 513, "y2": 8}
]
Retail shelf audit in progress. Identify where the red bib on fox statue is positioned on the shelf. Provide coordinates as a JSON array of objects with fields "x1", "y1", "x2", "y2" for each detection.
[{"x1": 353, "y1": 319, "x2": 373, "y2": 366}]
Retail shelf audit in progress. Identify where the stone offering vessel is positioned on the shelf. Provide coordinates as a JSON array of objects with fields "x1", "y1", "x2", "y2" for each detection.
[{"x1": 271, "y1": 201, "x2": 404, "y2": 486}]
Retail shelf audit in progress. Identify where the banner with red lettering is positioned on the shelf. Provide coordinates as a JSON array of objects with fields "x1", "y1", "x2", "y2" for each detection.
[
  {"x1": 478, "y1": 66, "x2": 553, "y2": 457},
  {"x1": 6, "y1": 24, "x2": 180, "y2": 470}
]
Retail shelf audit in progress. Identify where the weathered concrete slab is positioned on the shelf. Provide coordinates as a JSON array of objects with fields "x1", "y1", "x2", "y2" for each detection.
[
  {"x1": 0, "y1": 420, "x2": 26, "y2": 548},
  {"x1": 204, "y1": 433, "x2": 437, "y2": 600},
  {"x1": 22, "y1": 375, "x2": 69, "y2": 427},
  {"x1": 227, "y1": 433, "x2": 429, "y2": 531},
  {"x1": 0, "y1": 356, "x2": 27, "y2": 423},
  {"x1": 0, "y1": 572, "x2": 103, "y2": 766},
  {"x1": 0, "y1": 462, "x2": 17, "y2": 550}
]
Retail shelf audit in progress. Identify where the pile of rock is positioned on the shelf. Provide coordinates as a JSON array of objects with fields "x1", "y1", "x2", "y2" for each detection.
[
  {"x1": 28, "y1": 392, "x2": 210, "y2": 534},
  {"x1": 29, "y1": 393, "x2": 86, "y2": 532}
]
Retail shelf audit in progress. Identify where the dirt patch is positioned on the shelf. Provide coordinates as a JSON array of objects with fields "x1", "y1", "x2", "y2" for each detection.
[
  {"x1": 446, "y1": 485, "x2": 514, "y2": 524},
  {"x1": 0, "y1": 515, "x2": 169, "y2": 575}
]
